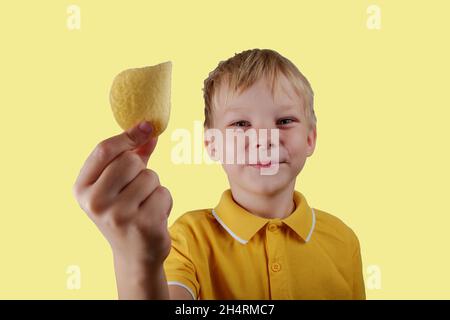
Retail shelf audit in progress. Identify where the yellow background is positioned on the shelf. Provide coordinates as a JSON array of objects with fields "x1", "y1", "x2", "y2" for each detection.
[{"x1": 0, "y1": 0, "x2": 449, "y2": 299}]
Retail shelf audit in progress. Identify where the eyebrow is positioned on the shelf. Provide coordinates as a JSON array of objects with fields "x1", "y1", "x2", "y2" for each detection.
[
  {"x1": 223, "y1": 106, "x2": 243, "y2": 115},
  {"x1": 278, "y1": 104, "x2": 300, "y2": 111},
  {"x1": 223, "y1": 104, "x2": 299, "y2": 115}
]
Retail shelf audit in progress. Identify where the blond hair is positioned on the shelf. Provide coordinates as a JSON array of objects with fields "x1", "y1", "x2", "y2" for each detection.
[{"x1": 202, "y1": 48, "x2": 316, "y2": 129}]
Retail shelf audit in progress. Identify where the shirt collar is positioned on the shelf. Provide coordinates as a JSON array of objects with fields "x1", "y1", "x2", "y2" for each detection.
[{"x1": 212, "y1": 189, "x2": 316, "y2": 244}]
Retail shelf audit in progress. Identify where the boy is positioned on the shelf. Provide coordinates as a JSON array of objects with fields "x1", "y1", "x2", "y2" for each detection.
[{"x1": 73, "y1": 48, "x2": 365, "y2": 300}]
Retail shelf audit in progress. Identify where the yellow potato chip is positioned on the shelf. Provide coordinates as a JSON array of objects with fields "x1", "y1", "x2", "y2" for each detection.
[{"x1": 110, "y1": 61, "x2": 172, "y2": 136}]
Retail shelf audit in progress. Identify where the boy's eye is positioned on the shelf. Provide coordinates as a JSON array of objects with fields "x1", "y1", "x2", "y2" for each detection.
[
  {"x1": 277, "y1": 118, "x2": 295, "y2": 125},
  {"x1": 231, "y1": 120, "x2": 250, "y2": 127}
]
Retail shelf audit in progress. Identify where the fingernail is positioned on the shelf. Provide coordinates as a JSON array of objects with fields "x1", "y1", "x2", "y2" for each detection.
[{"x1": 138, "y1": 121, "x2": 152, "y2": 134}]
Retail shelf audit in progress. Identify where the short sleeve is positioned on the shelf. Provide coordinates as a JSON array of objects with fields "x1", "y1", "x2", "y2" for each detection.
[
  {"x1": 163, "y1": 222, "x2": 200, "y2": 300},
  {"x1": 351, "y1": 234, "x2": 366, "y2": 300}
]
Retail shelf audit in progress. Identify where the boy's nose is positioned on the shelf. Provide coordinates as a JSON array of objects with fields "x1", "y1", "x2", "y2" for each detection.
[
  {"x1": 254, "y1": 129, "x2": 279, "y2": 149},
  {"x1": 256, "y1": 142, "x2": 274, "y2": 149}
]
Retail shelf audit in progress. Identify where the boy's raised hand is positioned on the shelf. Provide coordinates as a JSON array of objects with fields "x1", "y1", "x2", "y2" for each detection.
[{"x1": 72, "y1": 121, "x2": 173, "y2": 266}]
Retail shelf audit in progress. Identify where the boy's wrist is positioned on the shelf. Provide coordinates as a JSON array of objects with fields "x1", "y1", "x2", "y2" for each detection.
[
  {"x1": 113, "y1": 254, "x2": 169, "y2": 300},
  {"x1": 113, "y1": 251, "x2": 164, "y2": 275}
]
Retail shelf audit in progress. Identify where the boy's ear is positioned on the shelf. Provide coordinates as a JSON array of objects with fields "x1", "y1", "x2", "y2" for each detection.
[
  {"x1": 306, "y1": 125, "x2": 317, "y2": 157},
  {"x1": 204, "y1": 129, "x2": 216, "y2": 159}
]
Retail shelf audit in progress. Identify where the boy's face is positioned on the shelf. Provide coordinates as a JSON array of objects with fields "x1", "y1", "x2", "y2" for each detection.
[{"x1": 204, "y1": 74, "x2": 317, "y2": 196}]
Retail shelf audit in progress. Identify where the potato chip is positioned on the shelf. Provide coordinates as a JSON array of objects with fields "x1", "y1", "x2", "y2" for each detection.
[{"x1": 110, "y1": 61, "x2": 172, "y2": 136}]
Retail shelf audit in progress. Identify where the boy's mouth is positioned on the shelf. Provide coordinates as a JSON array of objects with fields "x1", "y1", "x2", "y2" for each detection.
[{"x1": 247, "y1": 161, "x2": 284, "y2": 169}]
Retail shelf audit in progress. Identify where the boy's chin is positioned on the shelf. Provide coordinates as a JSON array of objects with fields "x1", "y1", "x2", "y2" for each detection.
[{"x1": 236, "y1": 175, "x2": 291, "y2": 196}]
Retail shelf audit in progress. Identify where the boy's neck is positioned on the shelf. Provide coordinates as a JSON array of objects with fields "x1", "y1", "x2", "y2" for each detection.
[{"x1": 229, "y1": 181, "x2": 296, "y2": 220}]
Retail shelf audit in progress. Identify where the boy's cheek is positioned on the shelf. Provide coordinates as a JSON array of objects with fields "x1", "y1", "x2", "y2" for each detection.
[{"x1": 284, "y1": 130, "x2": 308, "y2": 151}]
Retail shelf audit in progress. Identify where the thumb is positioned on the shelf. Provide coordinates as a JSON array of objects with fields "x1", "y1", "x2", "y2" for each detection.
[
  {"x1": 75, "y1": 120, "x2": 156, "y2": 188},
  {"x1": 125, "y1": 120, "x2": 154, "y2": 146},
  {"x1": 134, "y1": 135, "x2": 158, "y2": 165},
  {"x1": 127, "y1": 121, "x2": 159, "y2": 165}
]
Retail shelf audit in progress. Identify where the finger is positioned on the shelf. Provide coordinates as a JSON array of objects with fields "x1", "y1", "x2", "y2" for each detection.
[
  {"x1": 76, "y1": 121, "x2": 154, "y2": 187},
  {"x1": 116, "y1": 169, "x2": 160, "y2": 211},
  {"x1": 139, "y1": 186, "x2": 173, "y2": 221},
  {"x1": 93, "y1": 151, "x2": 145, "y2": 201}
]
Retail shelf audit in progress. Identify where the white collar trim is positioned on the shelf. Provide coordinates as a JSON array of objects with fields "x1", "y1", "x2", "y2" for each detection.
[
  {"x1": 211, "y1": 207, "x2": 316, "y2": 244},
  {"x1": 211, "y1": 209, "x2": 248, "y2": 244},
  {"x1": 305, "y1": 208, "x2": 316, "y2": 242}
]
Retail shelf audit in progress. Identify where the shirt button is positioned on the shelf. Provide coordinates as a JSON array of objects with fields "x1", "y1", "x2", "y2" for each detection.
[
  {"x1": 268, "y1": 224, "x2": 278, "y2": 232},
  {"x1": 271, "y1": 262, "x2": 281, "y2": 272}
]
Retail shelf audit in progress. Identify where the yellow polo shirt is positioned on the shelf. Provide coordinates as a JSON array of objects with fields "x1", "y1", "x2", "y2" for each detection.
[{"x1": 163, "y1": 189, "x2": 365, "y2": 300}]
